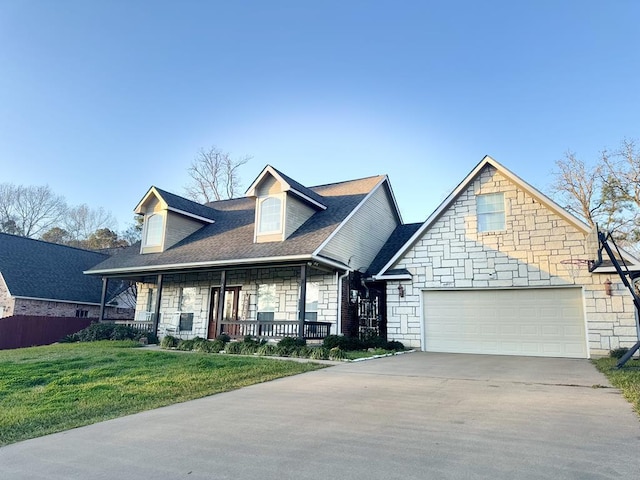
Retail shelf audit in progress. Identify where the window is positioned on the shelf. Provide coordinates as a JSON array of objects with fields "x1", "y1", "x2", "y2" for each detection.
[
  {"x1": 305, "y1": 282, "x2": 319, "y2": 321},
  {"x1": 257, "y1": 284, "x2": 276, "y2": 321},
  {"x1": 258, "y1": 197, "x2": 282, "y2": 233},
  {"x1": 477, "y1": 193, "x2": 505, "y2": 232},
  {"x1": 144, "y1": 214, "x2": 163, "y2": 246},
  {"x1": 75, "y1": 309, "x2": 89, "y2": 318},
  {"x1": 146, "y1": 288, "x2": 156, "y2": 313},
  {"x1": 179, "y1": 287, "x2": 196, "y2": 331}
]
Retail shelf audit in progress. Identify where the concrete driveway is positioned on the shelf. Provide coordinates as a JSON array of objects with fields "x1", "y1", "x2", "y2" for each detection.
[{"x1": 1, "y1": 352, "x2": 639, "y2": 479}]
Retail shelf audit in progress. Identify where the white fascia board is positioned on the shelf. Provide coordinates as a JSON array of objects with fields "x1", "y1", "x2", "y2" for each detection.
[
  {"x1": 381, "y1": 175, "x2": 403, "y2": 224},
  {"x1": 288, "y1": 189, "x2": 327, "y2": 210},
  {"x1": 376, "y1": 155, "x2": 594, "y2": 277},
  {"x1": 134, "y1": 186, "x2": 167, "y2": 214},
  {"x1": 313, "y1": 176, "x2": 388, "y2": 257},
  {"x1": 373, "y1": 273, "x2": 412, "y2": 280},
  {"x1": 245, "y1": 165, "x2": 273, "y2": 197},
  {"x1": 311, "y1": 255, "x2": 350, "y2": 272},
  {"x1": 166, "y1": 207, "x2": 215, "y2": 224},
  {"x1": 84, "y1": 254, "x2": 317, "y2": 275}
]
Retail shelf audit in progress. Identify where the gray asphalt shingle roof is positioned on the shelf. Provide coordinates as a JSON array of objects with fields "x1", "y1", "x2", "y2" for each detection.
[
  {"x1": 367, "y1": 223, "x2": 423, "y2": 276},
  {"x1": 152, "y1": 187, "x2": 217, "y2": 221},
  {"x1": 88, "y1": 175, "x2": 385, "y2": 274},
  {"x1": 268, "y1": 166, "x2": 327, "y2": 207},
  {"x1": 0, "y1": 233, "x2": 122, "y2": 304}
]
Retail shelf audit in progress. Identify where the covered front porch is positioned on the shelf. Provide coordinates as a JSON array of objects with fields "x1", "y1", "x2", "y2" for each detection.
[{"x1": 99, "y1": 261, "x2": 346, "y2": 341}]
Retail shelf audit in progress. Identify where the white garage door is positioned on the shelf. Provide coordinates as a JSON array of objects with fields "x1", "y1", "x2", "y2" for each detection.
[{"x1": 423, "y1": 288, "x2": 587, "y2": 358}]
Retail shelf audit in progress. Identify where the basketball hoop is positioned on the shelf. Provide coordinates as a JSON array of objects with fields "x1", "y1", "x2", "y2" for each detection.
[{"x1": 559, "y1": 259, "x2": 592, "y2": 282}]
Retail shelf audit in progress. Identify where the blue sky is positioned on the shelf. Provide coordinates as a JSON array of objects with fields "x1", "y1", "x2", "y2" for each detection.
[{"x1": 1, "y1": 1, "x2": 639, "y2": 231}]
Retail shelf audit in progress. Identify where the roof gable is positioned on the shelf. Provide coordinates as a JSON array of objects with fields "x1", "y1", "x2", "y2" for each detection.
[
  {"x1": 245, "y1": 165, "x2": 327, "y2": 210},
  {"x1": 135, "y1": 186, "x2": 216, "y2": 223},
  {"x1": 375, "y1": 156, "x2": 599, "y2": 277}
]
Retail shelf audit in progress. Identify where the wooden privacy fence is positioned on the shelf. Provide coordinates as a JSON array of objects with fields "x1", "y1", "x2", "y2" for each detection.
[{"x1": 0, "y1": 315, "x2": 92, "y2": 350}]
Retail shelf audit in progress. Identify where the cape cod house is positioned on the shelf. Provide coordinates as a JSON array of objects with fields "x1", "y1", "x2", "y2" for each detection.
[
  {"x1": 374, "y1": 156, "x2": 640, "y2": 358},
  {"x1": 85, "y1": 166, "x2": 403, "y2": 341}
]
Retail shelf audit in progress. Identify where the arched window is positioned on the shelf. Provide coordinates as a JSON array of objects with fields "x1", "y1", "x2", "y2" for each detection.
[
  {"x1": 144, "y1": 214, "x2": 163, "y2": 246},
  {"x1": 259, "y1": 197, "x2": 282, "y2": 233}
]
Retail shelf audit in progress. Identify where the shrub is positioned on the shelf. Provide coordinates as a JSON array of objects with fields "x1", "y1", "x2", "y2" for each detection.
[
  {"x1": 290, "y1": 346, "x2": 313, "y2": 358},
  {"x1": 217, "y1": 334, "x2": 231, "y2": 343},
  {"x1": 256, "y1": 344, "x2": 277, "y2": 356},
  {"x1": 160, "y1": 335, "x2": 178, "y2": 349},
  {"x1": 240, "y1": 343, "x2": 259, "y2": 355},
  {"x1": 196, "y1": 339, "x2": 225, "y2": 353},
  {"x1": 385, "y1": 340, "x2": 405, "y2": 351},
  {"x1": 225, "y1": 341, "x2": 243, "y2": 354},
  {"x1": 75, "y1": 323, "x2": 116, "y2": 342},
  {"x1": 323, "y1": 335, "x2": 362, "y2": 351},
  {"x1": 278, "y1": 337, "x2": 306, "y2": 349},
  {"x1": 329, "y1": 347, "x2": 345, "y2": 361},
  {"x1": 275, "y1": 345, "x2": 292, "y2": 357},
  {"x1": 310, "y1": 347, "x2": 329, "y2": 360},
  {"x1": 610, "y1": 347, "x2": 630, "y2": 359},
  {"x1": 176, "y1": 339, "x2": 196, "y2": 351},
  {"x1": 109, "y1": 325, "x2": 138, "y2": 341}
]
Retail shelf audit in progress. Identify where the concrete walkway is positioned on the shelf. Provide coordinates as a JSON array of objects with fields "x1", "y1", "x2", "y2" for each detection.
[{"x1": 2, "y1": 352, "x2": 639, "y2": 479}]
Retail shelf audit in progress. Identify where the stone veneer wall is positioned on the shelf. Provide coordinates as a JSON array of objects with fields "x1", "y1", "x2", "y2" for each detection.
[
  {"x1": 0, "y1": 274, "x2": 14, "y2": 318},
  {"x1": 386, "y1": 165, "x2": 638, "y2": 356},
  {"x1": 137, "y1": 267, "x2": 339, "y2": 339}
]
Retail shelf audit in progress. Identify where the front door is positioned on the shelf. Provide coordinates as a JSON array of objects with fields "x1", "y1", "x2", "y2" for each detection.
[{"x1": 207, "y1": 287, "x2": 241, "y2": 339}]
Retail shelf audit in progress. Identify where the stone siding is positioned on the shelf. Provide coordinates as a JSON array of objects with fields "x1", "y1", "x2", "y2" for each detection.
[
  {"x1": 386, "y1": 165, "x2": 638, "y2": 356},
  {"x1": 137, "y1": 267, "x2": 339, "y2": 339}
]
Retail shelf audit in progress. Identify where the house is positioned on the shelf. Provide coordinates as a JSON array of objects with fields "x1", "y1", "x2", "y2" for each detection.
[
  {"x1": 0, "y1": 233, "x2": 135, "y2": 319},
  {"x1": 85, "y1": 166, "x2": 403, "y2": 340},
  {"x1": 374, "y1": 156, "x2": 640, "y2": 358}
]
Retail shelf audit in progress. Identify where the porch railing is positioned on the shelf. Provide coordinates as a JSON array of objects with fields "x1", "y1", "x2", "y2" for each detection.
[
  {"x1": 220, "y1": 320, "x2": 332, "y2": 340},
  {"x1": 104, "y1": 319, "x2": 154, "y2": 332}
]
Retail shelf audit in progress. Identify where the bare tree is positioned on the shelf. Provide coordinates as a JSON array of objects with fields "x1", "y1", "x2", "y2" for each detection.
[
  {"x1": 549, "y1": 151, "x2": 603, "y2": 227},
  {"x1": 63, "y1": 204, "x2": 117, "y2": 243},
  {"x1": 0, "y1": 184, "x2": 67, "y2": 238},
  {"x1": 600, "y1": 139, "x2": 640, "y2": 243},
  {"x1": 184, "y1": 146, "x2": 251, "y2": 203}
]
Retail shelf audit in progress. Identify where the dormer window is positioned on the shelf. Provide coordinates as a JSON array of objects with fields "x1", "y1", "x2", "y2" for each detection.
[
  {"x1": 258, "y1": 196, "x2": 282, "y2": 234},
  {"x1": 144, "y1": 213, "x2": 164, "y2": 246}
]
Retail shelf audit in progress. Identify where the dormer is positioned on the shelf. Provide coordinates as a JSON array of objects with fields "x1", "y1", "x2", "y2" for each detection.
[
  {"x1": 245, "y1": 166, "x2": 327, "y2": 243},
  {"x1": 134, "y1": 187, "x2": 216, "y2": 254}
]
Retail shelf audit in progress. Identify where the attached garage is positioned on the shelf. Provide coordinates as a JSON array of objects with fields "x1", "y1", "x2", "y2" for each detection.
[{"x1": 422, "y1": 288, "x2": 588, "y2": 358}]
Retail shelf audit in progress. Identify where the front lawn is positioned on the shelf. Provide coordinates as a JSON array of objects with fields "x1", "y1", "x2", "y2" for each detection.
[
  {"x1": 593, "y1": 357, "x2": 640, "y2": 415},
  {"x1": 0, "y1": 341, "x2": 325, "y2": 446}
]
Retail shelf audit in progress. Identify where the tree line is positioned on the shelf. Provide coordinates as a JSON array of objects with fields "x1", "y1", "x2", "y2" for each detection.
[
  {"x1": 0, "y1": 183, "x2": 140, "y2": 249},
  {"x1": 549, "y1": 138, "x2": 640, "y2": 249}
]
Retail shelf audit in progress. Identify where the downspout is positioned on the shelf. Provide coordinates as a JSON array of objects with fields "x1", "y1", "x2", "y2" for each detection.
[{"x1": 337, "y1": 270, "x2": 350, "y2": 336}]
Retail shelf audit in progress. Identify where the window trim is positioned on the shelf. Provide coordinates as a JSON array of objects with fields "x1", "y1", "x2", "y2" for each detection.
[
  {"x1": 257, "y1": 283, "x2": 277, "y2": 321},
  {"x1": 143, "y1": 213, "x2": 164, "y2": 247},
  {"x1": 477, "y1": 192, "x2": 506, "y2": 233},
  {"x1": 257, "y1": 195, "x2": 283, "y2": 235}
]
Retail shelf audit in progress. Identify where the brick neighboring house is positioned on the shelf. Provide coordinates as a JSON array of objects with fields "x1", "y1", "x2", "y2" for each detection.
[
  {"x1": 85, "y1": 165, "x2": 403, "y2": 340},
  {"x1": 0, "y1": 233, "x2": 134, "y2": 320},
  {"x1": 374, "y1": 156, "x2": 640, "y2": 358}
]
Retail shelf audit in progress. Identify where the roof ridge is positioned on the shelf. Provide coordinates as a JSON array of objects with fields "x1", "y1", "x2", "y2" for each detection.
[
  {"x1": 309, "y1": 174, "x2": 386, "y2": 190},
  {"x1": 0, "y1": 232, "x2": 110, "y2": 257}
]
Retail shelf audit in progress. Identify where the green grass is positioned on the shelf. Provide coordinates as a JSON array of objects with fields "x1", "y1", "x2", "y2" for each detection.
[
  {"x1": 593, "y1": 357, "x2": 640, "y2": 415},
  {"x1": 0, "y1": 341, "x2": 325, "y2": 446}
]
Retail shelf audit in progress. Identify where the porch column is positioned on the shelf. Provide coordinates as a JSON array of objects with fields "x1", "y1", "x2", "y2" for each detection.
[
  {"x1": 216, "y1": 270, "x2": 227, "y2": 337},
  {"x1": 298, "y1": 264, "x2": 307, "y2": 339},
  {"x1": 152, "y1": 274, "x2": 163, "y2": 335},
  {"x1": 98, "y1": 277, "x2": 108, "y2": 322}
]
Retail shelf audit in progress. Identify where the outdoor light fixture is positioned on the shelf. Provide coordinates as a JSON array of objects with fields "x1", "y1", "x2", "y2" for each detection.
[
  {"x1": 397, "y1": 285, "x2": 405, "y2": 298},
  {"x1": 604, "y1": 279, "x2": 613, "y2": 296},
  {"x1": 350, "y1": 289, "x2": 359, "y2": 304}
]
